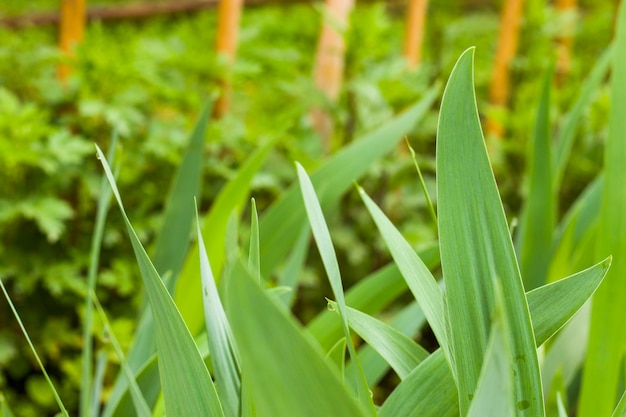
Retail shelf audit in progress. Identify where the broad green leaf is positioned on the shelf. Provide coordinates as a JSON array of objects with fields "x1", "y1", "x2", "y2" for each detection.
[
  {"x1": 81, "y1": 135, "x2": 117, "y2": 417},
  {"x1": 379, "y1": 257, "x2": 609, "y2": 416},
  {"x1": 176, "y1": 138, "x2": 275, "y2": 335},
  {"x1": 467, "y1": 283, "x2": 515, "y2": 417},
  {"x1": 515, "y1": 66, "x2": 554, "y2": 290},
  {"x1": 224, "y1": 260, "x2": 368, "y2": 417},
  {"x1": 552, "y1": 46, "x2": 613, "y2": 190},
  {"x1": 297, "y1": 164, "x2": 376, "y2": 415},
  {"x1": 248, "y1": 198, "x2": 260, "y2": 281},
  {"x1": 358, "y1": 187, "x2": 452, "y2": 375},
  {"x1": 259, "y1": 89, "x2": 438, "y2": 278},
  {"x1": 97, "y1": 145, "x2": 224, "y2": 417},
  {"x1": 0, "y1": 279, "x2": 70, "y2": 417},
  {"x1": 437, "y1": 47, "x2": 543, "y2": 416},
  {"x1": 337, "y1": 302, "x2": 428, "y2": 379},
  {"x1": 197, "y1": 209, "x2": 241, "y2": 417},
  {"x1": 579, "y1": 4, "x2": 626, "y2": 415},
  {"x1": 308, "y1": 243, "x2": 439, "y2": 351}
]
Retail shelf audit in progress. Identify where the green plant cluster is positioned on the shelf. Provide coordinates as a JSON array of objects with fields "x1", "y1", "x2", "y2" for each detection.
[{"x1": 0, "y1": 1, "x2": 621, "y2": 416}]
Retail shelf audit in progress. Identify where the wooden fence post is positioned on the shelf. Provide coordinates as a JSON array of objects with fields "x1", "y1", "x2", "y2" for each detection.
[
  {"x1": 403, "y1": 0, "x2": 429, "y2": 69},
  {"x1": 58, "y1": 0, "x2": 86, "y2": 83},
  {"x1": 311, "y1": 0, "x2": 354, "y2": 151},
  {"x1": 215, "y1": 0, "x2": 244, "y2": 118},
  {"x1": 487, "y1": 0, "x2": 525, "y2": 140}
]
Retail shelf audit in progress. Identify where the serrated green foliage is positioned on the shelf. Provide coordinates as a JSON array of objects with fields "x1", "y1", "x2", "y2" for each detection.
[
  {"x1": 224, "y1": 260, "x2": 368, "y2": 417},
  {"x1": 436, "y1": 48, "x2": 543, "y2": 416},
  {"x1": 579, "y1": 3, "x2": 626, "y2": 415},
  {"x1": 296, "y1": 163, "x2": 376, "y2": 415},
  {"x1": 97, "y1": 145, "x2": 224, "y2": 417},
  {"x1": 515, "y1": 66, "x2": 554, "y2": 290}
]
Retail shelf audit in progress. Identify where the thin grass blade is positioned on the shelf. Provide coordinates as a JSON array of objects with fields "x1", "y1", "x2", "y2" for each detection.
[
  {"x1": 196, "y1": 206, "x2": 241, "y2": 417},
  {"x1": 515, "y1": 65, "x2": 554, "y2": 290},
  {"x1": 0, "y1": 279, "x2": 69, "y2": 417},
  {"x1": 358, "y1": 187, "x2": 451, "y2": 373},
  {"x1": 225, "y1": 260, "x2": 368, "y2": 417},
  {"x1": 81, "y1": 135, "x2": 117, "y2": 417},
  {"x1": 96, "y1": 145, "x2": 224, "y2": 417},
  {"x1": 248, "y1": 198, "x2": 260, "y2": 281},
  {"x1": 612, "y1": 390, "x2": 626, "y2": 417},
  {"x1": 297, "y1": 163, "x2": 376, "y2": 415}
]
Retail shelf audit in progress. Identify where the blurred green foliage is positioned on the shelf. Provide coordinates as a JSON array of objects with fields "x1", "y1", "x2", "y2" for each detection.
[{"x1": 0, "y1": 0, "x2": 615, "y2": 415}]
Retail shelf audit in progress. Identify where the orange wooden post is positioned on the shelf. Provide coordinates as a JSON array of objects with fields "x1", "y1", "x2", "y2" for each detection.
[
  {"x1": 58, "y1": 0, "x2": 86, "y2": 83},
  {"x1": 555, "y1": 0, "x2": 577, "y2": 82},
  {"x1": 487, "y1": 0, "x2": 525, "y2": 140},
  {"x1": 403, "y1": 0, "x2": 429, "y2": 69},
  {"x1": 215, "y1": 0, "x2": 244, "y2": 118},
  {"x1": 311, "y1": 0, "x2": 354, "y2": 151}
]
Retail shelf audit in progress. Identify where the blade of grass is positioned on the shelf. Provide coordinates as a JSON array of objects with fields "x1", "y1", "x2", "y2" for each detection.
[
  {"x1": 91, "y1": 292, "x2": 151, "y2": 417},
  {"x1": 552, "y1": 45, "x2": 613, "y2": 191},
  {"x1": 91, "y1": 350, "x2": 108, "y2": 417},
  {"x1": 326, "y1": 337, "x2": 348, "y2": 377},
  {"x1": 556, "y1": 393, "x2": 569, "y2": 417},
  {"x1": 277, "y1": 225, "x2": 309, "y2": 307},
  {"x1": 81, "y1": 134, "x2": 117, "y2": 417},
  {"x1": 96, "y1": 145, "x2": 224, "y2": 417},
  {"x1": 225, "y1": 259, "x2": 368, "y2": 417},
  {"x1": 612, "y1": 390, "x2": 626, "y2": 417},
  {"x1": 358, "y1": 187, "x2": 452, "y2": 375},
  {"x1": 579, "y1": 4, "x2": 626, "y2": 415},
  {"x1": 515, "y1": 65, "x2": 554, "y2": 290},
  {"x1": 297, "y1": 163, "x2": 376, "y2": 415},
  {"x1": 175, "y1": 137, "x2": 276, "y2": 335},
  {"x1": 248, "y1": 198, "x2": 260, "y2": 281},
  {"x1": 308, "y1": 242, "x2": 439, "y2": 351},
  {"x1": 437, "y1": 47, "x2": 543, "y2": 416},
  {"x1": 332, "y1": 301, "x2": 429, "y2": 379},
  {"x1": 0, "y1": 279, "x2": 69, "y2": 417},
  {"x1": 406, "y1": 138, "x2": 437, "y2": 227},
  {"x1": 259, "y1": 88, "x2": 438, "y2": 278},
  {"x1": 196, "y1": 205, "x2": 241, "y2": 417}
]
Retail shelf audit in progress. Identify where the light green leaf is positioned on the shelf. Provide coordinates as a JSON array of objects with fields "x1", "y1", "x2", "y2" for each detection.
[
  {"x1": 515, "y1": 65, "x2": 554, "y2": 290},
  {"x1": 248, "y1": 198, "x2": 260, "y2": 281},
  {"x1": 96, "y1": 145, "x2": 224, "y2": 417},
  {"x1": 437, "y1": 47, "x2": 543, "y2": 416},
  {"x1": 611, "y1": 390, "x2": 626, "y2": 417},
  {"x1": 196, "y1": 208, "x2": 241, "y2": 417},
  {"x1": 225, "y1": 260, "x2": 368, "y2": 417},
  {"x1": 579, "y1": 4, "x2": 626, "y2": 416},
  {"x1": 358, "y1": 187, "x2": 452, "y2": 375},
  {"x1": 297, "y1": 163, "x2": 376, "y2": 415}
]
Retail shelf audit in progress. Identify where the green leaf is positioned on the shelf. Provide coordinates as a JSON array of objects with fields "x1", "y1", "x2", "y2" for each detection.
[
  {"x1": 175, "y1": 138, "x2": 276, "y2": 335},
  {"x1": 225, "y1": 260, "x2": 368, "y2": 417},
  {"x1": 259, "y1": 89, "x2": 438, "y2": 278},
  {"x1": 611, "y1": 390, "x2": 626, "y2": 417},
  {"x1": 96, "y1": 145, "x2": 224, "y2": 417},
  {"x1": 248, "y1": 198, "x2": 260, "y2": 281},
  {"x1": 338, "y1": 303, "x2": 429, "y2": 379},
  {"x1": 579, "y1": 4, "x2": 626, "y2": 416},
  {"x1": 437, "y1": 47, "x2": 543, "y2": 416},
  {"x1": 297, "y1": 163, "x2": 376, "y2": 415},
  {"x1": 153, "y1": 101, "x2": 211, "y2": 289},
  {"x1": 358, "y1": 187, "x2": 452, "y2": 374},
  {"x1": 467, "y1": 283, "x2": 515, "y2": 417},
  {"x1": 378, "y1": 257, "x2": 610, "y2": 417},
  {"x1": 515, "y1": 65, "x2": 554, "y2": 290},
  {"x1": 196, "y1": 207, "x2": 241, "y2": 417}
]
